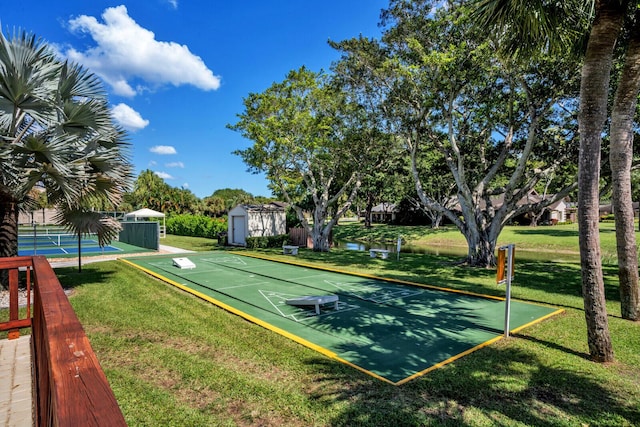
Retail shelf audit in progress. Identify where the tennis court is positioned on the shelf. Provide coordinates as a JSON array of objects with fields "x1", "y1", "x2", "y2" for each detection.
[
  {"x1": 18, "y1": 230, "x2": 123, "y2": 257},
  {"x1": 123, "y1": 252, "x2": 562, "y2": 385}
]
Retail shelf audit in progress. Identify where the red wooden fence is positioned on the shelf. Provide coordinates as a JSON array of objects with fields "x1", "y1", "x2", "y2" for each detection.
[
  {"x1": 1, "y1": 256, "x2": 127, "y2": 426},
  {"x1": 0, "y1": 256, "x2": 33, "y2": 338},
  {"x1": 288, "y1": 227, "x2": 311, "y2": 248}
]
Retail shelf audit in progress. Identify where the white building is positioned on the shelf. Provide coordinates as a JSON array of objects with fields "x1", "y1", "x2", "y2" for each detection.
[{"x1": 227, "y1": 203, "x2": 287, "y2": 246}]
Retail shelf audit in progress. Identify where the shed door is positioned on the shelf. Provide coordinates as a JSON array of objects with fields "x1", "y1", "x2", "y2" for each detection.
[{"x1": 232, "y1": 215, "x2": 246, "y2": 245}]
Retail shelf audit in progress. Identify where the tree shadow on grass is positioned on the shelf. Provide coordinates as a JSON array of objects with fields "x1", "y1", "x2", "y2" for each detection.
[
  {"x1": 305, "y1": 344, "x2": 639, "y2": 426},
  {"x1": 510, "y1": 227, "x2": 616, "y2": 237},
  {"x1": 54, "y1": 264, "x2": 119, "y2": 289}
]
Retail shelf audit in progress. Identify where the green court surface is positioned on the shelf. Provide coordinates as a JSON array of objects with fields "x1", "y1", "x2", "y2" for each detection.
[
  {"x1": 18, "y1": 232, "x2": 151, "y2": 258},
  {"x1": 123, "y1": 252, "x2": 562, "y2": 385}
]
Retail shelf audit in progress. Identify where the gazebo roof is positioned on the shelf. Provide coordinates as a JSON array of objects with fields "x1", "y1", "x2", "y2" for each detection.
[{"x1": 124, "y1": 208, "x2": 165, "y2": 218}]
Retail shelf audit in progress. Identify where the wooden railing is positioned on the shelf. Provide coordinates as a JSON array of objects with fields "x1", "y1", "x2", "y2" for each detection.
[
  {"x1": 0, "y1": 256, "x2": 33, "y2": 338},
  {"x1": 0, "y1": 256, "x2": 127, "y2": 426}
]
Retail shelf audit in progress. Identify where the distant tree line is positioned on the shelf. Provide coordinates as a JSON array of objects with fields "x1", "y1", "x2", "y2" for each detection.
[{"x1": 121, "y1": 169, "x2": 273, "y2": 217}]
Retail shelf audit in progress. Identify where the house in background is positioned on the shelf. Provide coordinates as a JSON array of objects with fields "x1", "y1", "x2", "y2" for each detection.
[
  {"x1": 370, "y1": 203, "x2": 398, "y2": 223},
  {"x1": 18, "y1": 207, "x2": 58, "y2": 225},
  {"x1": 227, "y1": 202, "x2": 287, "y2": 246}
]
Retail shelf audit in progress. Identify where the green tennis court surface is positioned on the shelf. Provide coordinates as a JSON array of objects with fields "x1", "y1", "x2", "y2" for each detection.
[{"x1": 123, "y1": 252, "x2": 562, "y2": 384}]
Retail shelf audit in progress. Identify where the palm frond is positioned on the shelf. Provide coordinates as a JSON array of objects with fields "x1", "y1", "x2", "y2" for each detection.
[
  {"x1": 470, "y1": 0, "x2": 594, "y2": 59},
  {"x1": 1, "y1": 27, "x2": 132, "y2": 242},
  {"x1": 54, "y1": 207, "x2": 122, "y2": 247}
]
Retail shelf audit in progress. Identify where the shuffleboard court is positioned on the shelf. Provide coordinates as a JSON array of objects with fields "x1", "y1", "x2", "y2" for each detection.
[{"x1": 122, "y1": 252, "x2": 562, "y2": 384}]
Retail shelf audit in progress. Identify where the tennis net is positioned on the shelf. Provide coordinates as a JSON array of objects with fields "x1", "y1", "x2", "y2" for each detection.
[{"x1": 18, "y1": 233, "x2": 98, "y2": 247}]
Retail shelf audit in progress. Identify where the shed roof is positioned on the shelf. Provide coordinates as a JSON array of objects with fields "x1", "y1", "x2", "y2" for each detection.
[{"x1": 236, "y1": 202, "x2": 287, "y2": 213}]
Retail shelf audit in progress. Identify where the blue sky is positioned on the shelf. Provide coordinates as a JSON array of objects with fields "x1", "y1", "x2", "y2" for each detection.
[{"x1": 3, "y1": 1, "x2": 387, "y2": 198}]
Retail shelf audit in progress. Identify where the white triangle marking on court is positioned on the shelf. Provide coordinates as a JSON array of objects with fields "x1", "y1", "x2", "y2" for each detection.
[
  {"x1": 259, "y1": 290, "x2": 314, "y2": 320},
  {"x1": 259, "y1": 290, "x2": 356, "y2": 321},
  {"x1": 204, "y1": 256, "x2": 247, "y2": 266}
]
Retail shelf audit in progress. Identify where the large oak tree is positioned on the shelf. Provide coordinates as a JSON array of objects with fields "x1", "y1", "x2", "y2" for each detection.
[
  {"x1": 333, "y1": 1, "x2": 581, "y2": 266},
  {"x1": 230, "y1": 67, "x2": 381, "y2": 251}
]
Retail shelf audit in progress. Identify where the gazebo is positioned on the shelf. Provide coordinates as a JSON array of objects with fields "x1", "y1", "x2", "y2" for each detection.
[{"x1": 124, "y1": 208, "x2": 166, "y2": 238}]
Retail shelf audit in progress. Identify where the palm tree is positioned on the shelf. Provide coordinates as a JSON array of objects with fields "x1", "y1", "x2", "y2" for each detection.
[
  {"x1": 471, "y1": 0, "x2": 640, "y2": 361},
  {"x1": 609, "y1": 9, "x2": 640, "y2": 321},
  {"x1": 0, "y1": 30, "x2": 132, "y2": 273}
]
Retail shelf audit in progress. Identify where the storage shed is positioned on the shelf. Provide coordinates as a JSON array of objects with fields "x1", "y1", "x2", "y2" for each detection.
[{"x1": 228, "y1": 203, "x2": 287, "y2": 246}]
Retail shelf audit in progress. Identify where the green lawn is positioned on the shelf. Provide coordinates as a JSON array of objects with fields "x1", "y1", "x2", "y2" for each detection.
[
  {"x1": 333, "y1": 221, "x2": 623, "y2": 261},
  {"x1": 48, "y1": 225, "x2": 640, "y2": 426},
  {"x1": 162, "y1": 234, "x2": 222, "y2": 251}
]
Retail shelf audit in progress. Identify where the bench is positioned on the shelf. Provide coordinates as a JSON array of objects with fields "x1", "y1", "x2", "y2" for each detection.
[
  {"x1": 369, "y1": 248, "x2": 390, "y2": 259},
  {"x1": 285, "y1": 295, "x2": 339, "y2": 315},
  {"x1": 282, "y1": 245, "x2": 299, "y2": 255}
]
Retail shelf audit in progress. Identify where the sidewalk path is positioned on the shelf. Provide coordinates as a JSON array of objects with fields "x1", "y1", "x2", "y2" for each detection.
[{"x1": 48, "y1": 244, "x2": 195, "y2": 269}]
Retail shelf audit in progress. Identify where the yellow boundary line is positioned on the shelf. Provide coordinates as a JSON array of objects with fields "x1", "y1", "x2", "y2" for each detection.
[
  {"x1": 395, "y1": 308, "x2": 566, "y2": 385},
  {"x1": 120, "y1": 252, "x2": 564, "y2": 386}
]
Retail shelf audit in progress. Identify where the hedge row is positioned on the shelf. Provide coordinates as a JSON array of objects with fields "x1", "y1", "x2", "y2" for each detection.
[
  {"x1": 245, "y1": 234, "x2": 289, "y2": 249},
  {"x1": 166, "y1": 214, "x2": 226, "y2": 238}
]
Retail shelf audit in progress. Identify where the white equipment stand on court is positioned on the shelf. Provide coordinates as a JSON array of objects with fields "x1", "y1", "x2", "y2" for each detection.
[
  {"x1": 497, "y1": 244, "x2": 515, "y2": 337},
  {"x1": 286, "y1": 295, "x2": 339, "y2": 315},
  {"x1": 173, "y1": 257, "x2": 196, "y2": 269}
]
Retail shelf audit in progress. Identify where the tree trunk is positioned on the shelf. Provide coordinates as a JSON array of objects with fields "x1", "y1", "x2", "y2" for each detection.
[
  {"x1": 0, "y1": 193, "x2": 19, "y2": 258},
  {"x1": 311, "y1": 223, "x2": 331, "y2": 252},
  {"x1": 364, "y1": 192, "x2": 374, "y2": 228},
  {"x1": 432, "y1": 211, "x2": 443, "y2": 229},
  {"x1": 462, "y1": 215, "x2": 497, "y2": 267},
  {"x1": 610, "y1": 13, "x2": 640, "y2": 321},
  {"x1": 577, "y1": 1, "x2": 623, "y2": 362},
  {"x1": 465, "y1": 234, "x2": 496, "y2": 267},
  {"x1": 77, "y1": 233, "x2": 83, "y2": 273},
  {"x1": 0, "y1": 193, "x2": 19, "y2": 291}
]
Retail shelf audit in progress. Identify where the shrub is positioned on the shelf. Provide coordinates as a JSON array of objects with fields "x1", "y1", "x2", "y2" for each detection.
[
  {"x1": 245, "y1": 234, "x2": 290, "y2": 249},
  {"x1": 166, "y1": 214, "x2": 227, "y2": 238}
]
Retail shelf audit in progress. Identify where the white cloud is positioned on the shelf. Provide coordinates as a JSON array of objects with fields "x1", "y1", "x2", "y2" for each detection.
[
  {"x1": 150, "y1": 145, "x2": 177, "y2": 155},
  {"x1": 182, "y1": 182, "x2": 189, "y2": 189},
  {"x1": 111, "y1": 103, "x2": 149, "y2": 131},
  {"x1": 166, "y1": 161, "x2": 185, "y2": 168},
  {"x1": 66, "y1": 5, "x2": 220, "y2": 97},
  {"x1": 154, "y1": 171, "x2": 174, "y2": 180},
  {"x1": 167, "y1": 0, "x2": 179, "y2": 9},
  {"x1": 148, "y1": 160, "x2": 157, "y2": 166}
]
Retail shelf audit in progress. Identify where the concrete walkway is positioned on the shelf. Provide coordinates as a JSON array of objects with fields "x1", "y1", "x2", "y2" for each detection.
[
  {"x1": 0, "y1": 335, "x2": 33, "y2": 427},
  {"x1": 49, "y1": 244, "x2": 194, "y2": 268},
  {"x1": 159, "y1": 244, "x2": 196, "y2": 254}
]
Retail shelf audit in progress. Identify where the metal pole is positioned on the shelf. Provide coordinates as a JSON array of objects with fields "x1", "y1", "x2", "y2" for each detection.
[
  {"x1": 503, "y1": 244, "x2": 514, "y2": 337},
  {"x1": 397, "y1": 235, "x2": 401, "y2": 261}
]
